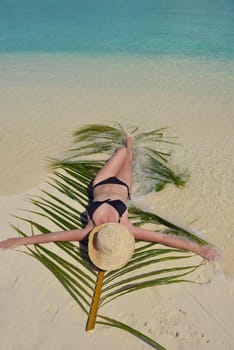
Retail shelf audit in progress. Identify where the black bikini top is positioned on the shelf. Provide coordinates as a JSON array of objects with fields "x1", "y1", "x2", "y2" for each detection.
[
  {"x1": 88, "y1": 198, "x2": 127, "y2": 225},
  {"x1": 88, "y1": 176, "x2": 131, "y2": 226}
]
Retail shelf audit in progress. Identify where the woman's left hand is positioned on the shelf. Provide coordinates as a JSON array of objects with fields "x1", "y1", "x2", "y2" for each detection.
[{"x1": 197, "y1": 245, "x2": 221, "y2": 262}]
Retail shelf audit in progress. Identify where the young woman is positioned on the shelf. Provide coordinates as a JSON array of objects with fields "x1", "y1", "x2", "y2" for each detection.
[{"x1": 0, "y1": 135, "x2": 219, "y2": 262}]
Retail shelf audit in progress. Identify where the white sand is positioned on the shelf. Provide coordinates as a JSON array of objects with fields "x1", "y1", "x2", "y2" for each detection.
[{"x1": 0, "y1": 54, "x2": 234, "y2": 349}]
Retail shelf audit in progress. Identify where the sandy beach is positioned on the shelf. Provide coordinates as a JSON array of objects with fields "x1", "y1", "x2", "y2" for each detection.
[{"x1": 0, "y1": 54, "x2": 234, "y2": 349}]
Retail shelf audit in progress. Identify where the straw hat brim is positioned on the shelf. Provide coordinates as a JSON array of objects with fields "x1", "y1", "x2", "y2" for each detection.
[{"x1": 88, "y1": 223, "x2": 135, "y2": 271}]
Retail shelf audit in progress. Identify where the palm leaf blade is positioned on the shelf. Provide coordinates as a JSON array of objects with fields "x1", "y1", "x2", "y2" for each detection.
[{"x1": 97, "y1": 315, "x2": 167, "y2": 350}]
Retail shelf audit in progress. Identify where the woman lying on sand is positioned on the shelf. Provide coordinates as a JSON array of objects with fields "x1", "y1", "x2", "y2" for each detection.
[{"x1": 0, "y1": 135, "x2": 219, "y2": 264}]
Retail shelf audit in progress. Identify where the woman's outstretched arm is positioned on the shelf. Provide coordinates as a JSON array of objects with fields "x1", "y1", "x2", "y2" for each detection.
[
  {"x1": 129, "y1": 224, "x2": 220, "y2": 262},
  {"x1": 0, "y1": 221, "x2": 93, "y2": 251}
]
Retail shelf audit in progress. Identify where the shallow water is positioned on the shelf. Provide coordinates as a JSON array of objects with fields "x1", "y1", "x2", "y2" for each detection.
[{"x1": 1, "y1": 0, "x2": 234, "y2": 59}]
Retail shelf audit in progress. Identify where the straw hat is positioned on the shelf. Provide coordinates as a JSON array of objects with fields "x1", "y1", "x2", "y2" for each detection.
[{"x1": 88, "y1": 223, "x2": 135, "y2": 271}]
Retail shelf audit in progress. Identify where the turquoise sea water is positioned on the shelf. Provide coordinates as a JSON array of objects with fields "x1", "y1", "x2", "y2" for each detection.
[{"x1": 1, "y1": 0, "x2": 234, "y2": 59}]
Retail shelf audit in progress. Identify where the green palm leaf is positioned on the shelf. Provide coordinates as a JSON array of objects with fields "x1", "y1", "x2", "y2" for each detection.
[
  {"x1": 97, "y1": 315, "x2": 167, "y2": 350},
  {"x1": 13, "y1": 123, "x2": 207, "y2": 350}
]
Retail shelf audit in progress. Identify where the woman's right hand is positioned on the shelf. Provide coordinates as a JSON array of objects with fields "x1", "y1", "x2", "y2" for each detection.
[{"x1": 0, "y1": 237, "x2": 22, "y2": 251}]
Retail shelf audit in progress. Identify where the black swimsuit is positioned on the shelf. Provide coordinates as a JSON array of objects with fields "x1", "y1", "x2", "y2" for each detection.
[{"x1": 88, "y1": 176, "x2": 131, "y2": 226}]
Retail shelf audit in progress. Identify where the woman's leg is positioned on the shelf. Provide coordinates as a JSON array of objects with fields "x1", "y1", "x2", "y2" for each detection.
[
  {"x1": 116, "y1": 135, "x2": 133, "y2": 192},
  {"x1": 93, "y1": 145, "x2": 128, "y2": 186}
]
